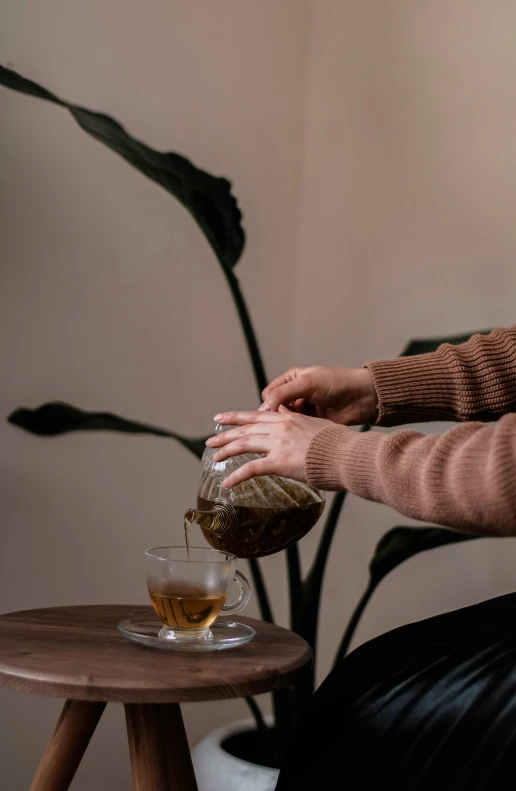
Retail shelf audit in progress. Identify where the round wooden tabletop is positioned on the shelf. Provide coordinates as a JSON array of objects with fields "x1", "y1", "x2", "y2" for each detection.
[{"x1": 0, "y1": 605, "x2": 312, "y2": 704}]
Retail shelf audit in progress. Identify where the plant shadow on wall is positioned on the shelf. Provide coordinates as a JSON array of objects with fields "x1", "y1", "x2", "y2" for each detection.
[{"x1": 1, "y1": 66, "x2": 492, "y2": 768}]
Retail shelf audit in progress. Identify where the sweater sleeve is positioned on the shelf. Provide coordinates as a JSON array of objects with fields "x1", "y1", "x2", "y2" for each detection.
[
  {"x1": 305, "y1": 414, "x2": 516, "y2": 536},
  {"x1": 365, "y1": 325, "x2": 516, "y2": 426}
]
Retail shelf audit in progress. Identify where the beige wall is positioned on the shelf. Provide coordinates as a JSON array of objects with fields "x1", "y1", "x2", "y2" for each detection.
[{"x1": 1, "y1": 1, "x2": 516, "y2": 788}]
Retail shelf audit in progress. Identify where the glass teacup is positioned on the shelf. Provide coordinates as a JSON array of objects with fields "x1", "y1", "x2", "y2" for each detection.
[{"x1": 145, "y1": 546, "x2": 251, "y2": 644}]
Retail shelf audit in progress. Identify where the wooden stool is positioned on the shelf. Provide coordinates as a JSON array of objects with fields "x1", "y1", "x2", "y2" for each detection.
[{"x1": 0, "y1": 605, "x2": 311, "y2": 791}]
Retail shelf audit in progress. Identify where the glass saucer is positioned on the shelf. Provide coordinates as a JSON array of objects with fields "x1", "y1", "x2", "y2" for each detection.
[{"x1": 117, "y1": 616, "x2": 256, "y2": 652}]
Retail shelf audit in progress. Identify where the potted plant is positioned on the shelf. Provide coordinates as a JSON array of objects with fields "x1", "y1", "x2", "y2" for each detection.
[{"x1": 1, "y1": 66, "x2": 486, "y2": 789}]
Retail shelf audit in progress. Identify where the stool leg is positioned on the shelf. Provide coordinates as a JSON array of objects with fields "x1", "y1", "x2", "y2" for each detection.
[
  {"x1": 30, "y1": 699, "x2": 106, "y2": 791},
  {"x1": 125, "y1": 703, "x2": 198, "y2": 791}
]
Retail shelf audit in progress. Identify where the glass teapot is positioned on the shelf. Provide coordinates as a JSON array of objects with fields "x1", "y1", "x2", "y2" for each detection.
[{"x1": 185, "y1": 424, "x2": 325, "y2": 559}]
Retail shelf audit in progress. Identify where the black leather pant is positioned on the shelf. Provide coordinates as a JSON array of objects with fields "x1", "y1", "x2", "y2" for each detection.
[{"x1": 276, "y1": 592, "x2": 516, "y2": 790}]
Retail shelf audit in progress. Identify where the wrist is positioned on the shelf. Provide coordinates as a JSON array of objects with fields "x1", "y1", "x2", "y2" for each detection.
[{"x1": 357, "y1": 367, "x2": 379, "y2": 424}]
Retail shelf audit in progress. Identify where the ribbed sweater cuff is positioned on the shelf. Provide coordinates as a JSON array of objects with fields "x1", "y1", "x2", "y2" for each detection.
[
  {"x1": 306, "y1": 425, "x2": 384, "y2": 496},
  {"x1": 366, "y1": 327, "x2": 516, "y2": 426},
  {"x1": 365, "y1": 352, "x2": 457, "y2": 426}
]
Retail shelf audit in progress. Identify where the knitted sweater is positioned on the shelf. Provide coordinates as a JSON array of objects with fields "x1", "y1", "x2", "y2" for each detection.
[{"x1": 305, "y1": 326, "x2": 516, "y2": 535}]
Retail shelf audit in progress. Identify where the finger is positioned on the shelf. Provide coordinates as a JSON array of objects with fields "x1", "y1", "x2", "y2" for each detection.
[
  {"x1": 263, "y1": 377, "x2": 315, "y2": 412},
  {"x1": 261, "y1": 368, "x2": 299, "y2": 401},
  {"x1": 222, "y1": 458, "x2": 271, "y2": 488},
  {"x1": 214, "y1": 410, "x2": 285, "y2": 426},
  {"x1": 207, "y1": 425, "x2": 271, "y2": 448},
  {"x1": 213, "y1": 435, "x2": 271, "y2": 462},
  {"x1": 258, "y1": 402, "x2": 272, "y2": 411}
]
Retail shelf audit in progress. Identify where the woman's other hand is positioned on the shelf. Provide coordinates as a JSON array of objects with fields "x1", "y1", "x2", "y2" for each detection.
[{"x1": 260, "y1": 366, "x2": 378, "y2": 425}]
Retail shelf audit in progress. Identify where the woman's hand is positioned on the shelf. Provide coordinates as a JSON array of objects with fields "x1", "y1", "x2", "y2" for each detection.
[
  {"x1": 260, "y1": 366, "x2": 378, "y2": 426},
  {"x1": 206, "y1": 407, "x2": 338, "y2": 487}
]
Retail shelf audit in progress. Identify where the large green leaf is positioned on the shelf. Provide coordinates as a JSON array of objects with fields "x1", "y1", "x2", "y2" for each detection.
[
  {"x1": 0, "y1": 66, "x2": 245, "y2": 271},
  {"x1": 401, "y1": 329, "x2": 492, "y2": 357},
  {"x1": 8, "y1": 402, "x2": 208, "y2": 459},
  {"x1": 369, "y1": 525, "x2": 480, "y2": 586}
]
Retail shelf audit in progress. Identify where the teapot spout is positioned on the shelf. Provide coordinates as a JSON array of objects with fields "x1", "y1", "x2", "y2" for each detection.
[
  {"x1": 184, "y1": 507, "x2": 214, "y2": 531},
  {"x1": 184, "y1": 500, "x2": 238, "y2": 536}
]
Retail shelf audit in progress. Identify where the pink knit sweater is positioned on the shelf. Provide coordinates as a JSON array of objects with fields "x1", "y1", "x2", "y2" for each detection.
[{"x1": 305, "y1": 326, "x2": 516, "y2": 535}]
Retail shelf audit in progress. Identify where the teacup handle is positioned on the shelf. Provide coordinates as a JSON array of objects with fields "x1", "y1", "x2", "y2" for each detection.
[{"x1": 222, "y1": 570, "x2": 251, "y2": 616}]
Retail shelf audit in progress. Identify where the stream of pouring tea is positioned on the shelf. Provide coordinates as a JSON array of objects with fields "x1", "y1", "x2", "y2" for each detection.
[{"x1": 184, "y1": 512, "x2": 193, "y2": 560}]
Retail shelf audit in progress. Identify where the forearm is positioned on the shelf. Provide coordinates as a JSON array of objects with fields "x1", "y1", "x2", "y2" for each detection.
[
  {"x1": 366, "y1": 326, "x2": 516, "y2": 426},
  {"x1": 306, "y1": 414, "x2": 516, "y2": 536}
]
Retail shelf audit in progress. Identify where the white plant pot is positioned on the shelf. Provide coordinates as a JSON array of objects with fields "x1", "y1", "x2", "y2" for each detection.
[{"x1": 192, "y1": 717, "x2": 280, "y2": 791}]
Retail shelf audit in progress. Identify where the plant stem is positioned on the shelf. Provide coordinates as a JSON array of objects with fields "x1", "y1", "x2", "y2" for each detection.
[
  {"x1": 287, "y1": 545, "x2": 303, "y2": 633},
  {"x1": 216, "y1": 263, "x2": 275, "y2": 622},
  {"x1": 291, "y1": 491, "x2": 346, "y2": 700},
  {"x1": 298, "y1": 426, "x2": 371, "y2": 662},
  {"x1": 245, "y1": 696, "x2": 281, "y2": 767},
  {"x1": 272, "y1": 687, "x2": 294, "y2": 761},
  {"x1": 222, "y1": 267, "x2": 268, "y2": 395},
  {"x1": 299, "y1": 491, "x2": 347, "y2": 652},
  {"x1": 333, "y1": 581, "x2": 376, "y2": 665},
  {"x1": 245, "y1": 696, "x2": 268, "y2": 734},
  {"x1": 248, "y1": 557, "x2": 274, "y2": 623}
]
